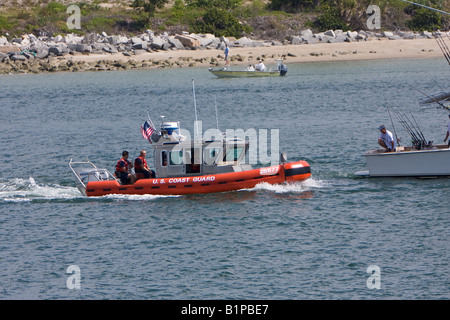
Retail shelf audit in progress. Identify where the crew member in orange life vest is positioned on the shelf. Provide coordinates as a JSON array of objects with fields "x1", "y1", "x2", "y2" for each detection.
[
  {"x1": 134, "y1": 150, "x2": 155, "y2": 178},
  {"x1": 115, "y1": 150, "x2": 135, "y2": 184}
]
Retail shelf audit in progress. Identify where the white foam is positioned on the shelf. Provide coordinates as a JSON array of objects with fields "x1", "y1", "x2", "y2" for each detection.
[
  {"x1": 250, "y1": 178, "x2": 328, "y2": 193},
  {"x1": 0, "y1": 177, "x2": 81, "y2": 202},
  {"x1": 0, "y1": 177, "x2": 179, "y2": 202}
]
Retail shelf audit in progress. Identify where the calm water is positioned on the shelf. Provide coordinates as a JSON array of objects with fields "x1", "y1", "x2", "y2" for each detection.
[{"x1": 0, "y1": 57, "x2": 449, "y2": 300}]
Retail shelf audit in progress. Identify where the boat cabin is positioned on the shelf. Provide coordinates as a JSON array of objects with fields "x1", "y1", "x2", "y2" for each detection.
[{"x1": 150, "y1": 121, "x2": 252, "y2": 178}]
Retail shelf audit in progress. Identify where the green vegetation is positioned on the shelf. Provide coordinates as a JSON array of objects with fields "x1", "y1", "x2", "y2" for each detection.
[{"x1": 0, "y1": 0, "x2": 448, "y2": 38}]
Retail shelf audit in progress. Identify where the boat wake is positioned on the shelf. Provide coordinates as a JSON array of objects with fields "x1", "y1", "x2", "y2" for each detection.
[
  {"x1": 0, "y1": 177, "x2": 81, "y2": 203},
  {"x1": 0, "y1": 177, "x2": 179, "y2": 203},
  {"x1": 251, "y1": 178, "x2": 327, "y2": 193}
]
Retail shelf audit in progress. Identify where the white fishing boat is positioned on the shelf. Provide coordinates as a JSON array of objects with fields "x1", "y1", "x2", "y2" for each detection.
[
  {"x1": 209, "y1": 59, "x2": 287, "y2": 78},
  {"x1": 356, "y1": 89, "x2": 450, "y2": 177},
  {"x1": 358, "y1": 145, "x2": 450, "y2": 177}
]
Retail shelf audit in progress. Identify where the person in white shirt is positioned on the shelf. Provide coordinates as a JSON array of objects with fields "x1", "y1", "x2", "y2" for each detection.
[
  {"x1": 444, "y1": 114, "x2": 450, "y2": 146},
  {"x1": 378, "y1": 125, "x2": 396, "y2": 152},
  {"x1": 254, "y1": 60, "x2": 266, "y2": 72}
]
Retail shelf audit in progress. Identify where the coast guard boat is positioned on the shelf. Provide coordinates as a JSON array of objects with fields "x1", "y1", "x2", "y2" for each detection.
[{"x1": 70, "y1": 120, "x2": 311, "y2": 196}]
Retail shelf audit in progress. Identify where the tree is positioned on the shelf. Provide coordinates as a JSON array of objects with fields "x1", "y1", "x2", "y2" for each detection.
[{"x1": 131, "y1": 0, "x2": 169, "y2": 18}]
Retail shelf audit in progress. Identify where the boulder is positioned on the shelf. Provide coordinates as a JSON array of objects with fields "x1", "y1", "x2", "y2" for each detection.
[
  {"x1": 289, "y1": 36, "x2": 302, "y2": 45},
  {"x1": 10, "y1": 54, "x2": 27, "y2": 61},
  {"x1": 324, "y1": 30, "x2": 335, "y2": 37},
  {"x1": 422, "y1": 31, "x2": 433, "y2": 39},
  {"x1": 133, "y1": 41, "x2": 148, "y2": 50},
  {"x1": 165, "y1": 37, "x2": 183, "y2": 50},
  {"x1": 0, "y1": 52, "x2": 8, "y2": 62},
  {"x1": 382, "y1": 31, "x2": 394, "y2": 37},
  {"x1": 234, "y1": 36, "x2": 253, "y2": 47},
  {"x1": 0, "y1": 36, "x2": 8, "y2": 46},
  {"x1": 150, "y1": 36, "x2": 165, "y2": 50},
  {"x1": 347, "y1": 31, "x2": 358, "y2": 39},
  {"x1": 131, "y1": 37, "x2": 143, "y2": 44},
  {"x1": 35, "y1": 49, "x2": 49, "y2": 59},
  {"x1": 175, "y1": 35, "x2": 201, "y2": 48}
]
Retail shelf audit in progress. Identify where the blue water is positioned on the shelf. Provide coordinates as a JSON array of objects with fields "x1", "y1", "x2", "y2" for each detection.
[{"x1": 0, "y1": 58, "x2": 449, "y2": 300}]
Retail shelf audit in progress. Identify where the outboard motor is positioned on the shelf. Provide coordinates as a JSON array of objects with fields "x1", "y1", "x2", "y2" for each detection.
[{"x1": 279, "y1": 64, "x2": 288, "y2": 76}]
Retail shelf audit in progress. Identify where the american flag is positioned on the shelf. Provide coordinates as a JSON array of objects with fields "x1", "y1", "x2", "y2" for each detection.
[{"x1": 141, "y1": 120, "x2": 155, "y2": 143}]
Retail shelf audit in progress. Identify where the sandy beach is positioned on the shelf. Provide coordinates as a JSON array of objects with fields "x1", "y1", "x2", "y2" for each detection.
[
  {"x1": 63, "y1": 38, "x2": 444, "y2": 66},
  {"x1": 0, "y1": 37, "x2": 446, "y2": 74}
]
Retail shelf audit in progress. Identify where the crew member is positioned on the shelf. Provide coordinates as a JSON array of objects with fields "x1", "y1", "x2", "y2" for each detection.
[
  {"x1": 255, "y1": 60, "x2": 266, "y2": 72},
  {"x1": 134, "y1": 150, "x2": 155, "y2": 179},
  {"x1": 378, "y1": 125, "x2": 396, "y2": 152},
  {"x1": 115, "y1": 150, "x2": 135, "y2": 184},
  {"x1": 444, "y1": 114, "x2": 450, "y2": 146}
]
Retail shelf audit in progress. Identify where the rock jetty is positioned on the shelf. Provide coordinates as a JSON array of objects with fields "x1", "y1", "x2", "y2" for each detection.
[{"x1": 0, "y1": 29, "x2": 446, "y2": 74}]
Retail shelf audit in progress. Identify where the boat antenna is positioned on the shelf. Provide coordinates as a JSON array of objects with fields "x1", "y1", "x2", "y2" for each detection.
[
  {"x1": 214, "y1": 96, "x2": 220, "y2": 132},
  {"x1": 192, "y1": 79, "x2": 201, "y2": 141}
]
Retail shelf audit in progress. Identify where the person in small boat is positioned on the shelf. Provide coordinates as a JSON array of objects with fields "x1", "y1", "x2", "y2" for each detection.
[
  {"x1": 134, "y1": 150, "x2": 155, "y2": 179},
  {"x1": 254, "y1": 60, "x2": 266, "y2": 72},
  {"x1": 378, "y1": 125, "x2": 396, "y2": 152},
  {"x1": 246, "y1": 64, "x2": 255, "y2": 71},
  {"x1": 115, "y1": 150, "x2": 135, "y2": 184},
  {"x1": 444, "y1": 114, "x2": 450, "y2": 146}
]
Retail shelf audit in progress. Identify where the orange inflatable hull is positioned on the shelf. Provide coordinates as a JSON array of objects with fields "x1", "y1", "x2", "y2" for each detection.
[{"x1": 85, "y1": 161, "x2": 311, "y2": 197}]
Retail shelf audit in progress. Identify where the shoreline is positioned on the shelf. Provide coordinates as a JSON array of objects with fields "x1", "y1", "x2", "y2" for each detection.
[{"x1": 0, "y1": 38, "x2": 445, "y2": 75}]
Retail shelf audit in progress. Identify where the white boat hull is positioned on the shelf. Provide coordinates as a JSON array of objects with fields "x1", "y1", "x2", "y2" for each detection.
[{"x1": 364, "y1": 145, "x2": 450, "y2": 177}]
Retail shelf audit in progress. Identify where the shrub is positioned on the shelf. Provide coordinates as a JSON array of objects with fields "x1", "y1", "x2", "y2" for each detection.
[
  {"x1": 193, "y1": 7, "x2": 252, "y2": 37},
  {"x1": 407, "y1": 7, "x2": 442, "y2": 31},
  {"x1": 313, "y1": 5, "x2": 349, "y2": 31}
]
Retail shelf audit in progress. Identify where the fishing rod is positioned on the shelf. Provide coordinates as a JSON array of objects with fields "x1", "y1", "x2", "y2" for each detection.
[
  {"x1": 391, "y1": 107, "x2": 424, "y2": 148},
  {"x1": 408, "y1": 111, "x2": 428, "y2": 146},
  {"x1": 435, "y1": 34, "x2": 450, "y2": 65},
  {"x1": 398, "y1": 0, "x2": 449, "y2": 15},
  {"x1": 386, "y1": 104, "x2": 401, "y2": 146}
]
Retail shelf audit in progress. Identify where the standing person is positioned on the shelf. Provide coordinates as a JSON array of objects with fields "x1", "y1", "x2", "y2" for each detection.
[
  {"x1": 115, "y1": 150, "x2": 135, "y2": 185},
  {"x1": 224, "y1": 43, "x2": 230, "y2": 66},
  {"x1": 444, "y1": 114, "x2": 450, "y2": 146},
  {"x1": 378, "y1": 125, "x2": 396, "y2": 152},
  {"x1": 134, "y1": 150, "x2": 155, "y2": 179}
]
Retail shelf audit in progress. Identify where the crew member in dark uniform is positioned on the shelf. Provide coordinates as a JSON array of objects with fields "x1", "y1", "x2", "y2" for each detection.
[
  {"x1": 115, "y1": 151, "x2": 135, "y2": 184},
  {"x1": 134, "y1": 150, "x2": 155, "y2": 179}
]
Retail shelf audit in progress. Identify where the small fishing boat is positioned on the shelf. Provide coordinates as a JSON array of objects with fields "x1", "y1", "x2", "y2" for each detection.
[
  {"x1": 70, "y1": 121, "x2": 311, "y2": 197},
  {"x1": 209, "y1": 59, "x2": 287, "y2": 78},
  {"x1": 356, "y1": 90, "x2": 450, "y2": 177}
]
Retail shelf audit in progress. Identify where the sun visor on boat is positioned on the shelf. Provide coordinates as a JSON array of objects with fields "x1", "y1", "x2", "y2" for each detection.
[{"x1": 418, "y1": 90, "x2": 450, "y2": 105}]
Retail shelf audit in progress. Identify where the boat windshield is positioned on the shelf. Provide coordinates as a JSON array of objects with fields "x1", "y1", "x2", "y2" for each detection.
[
  {"x1": 224, "y1": 147, "x2": 244, "y2": 163},
  {"x1": 169, "y1": 150, "x2": 183, "y2": 165}
]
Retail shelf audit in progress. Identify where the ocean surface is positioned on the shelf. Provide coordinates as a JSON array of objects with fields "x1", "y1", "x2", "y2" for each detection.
[{"x1": 0, "y1": 57, "x2": 449, "y2": 300}]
